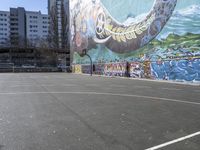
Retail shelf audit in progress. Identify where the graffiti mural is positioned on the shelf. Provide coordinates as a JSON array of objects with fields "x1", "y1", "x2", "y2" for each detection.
[
  {"x1": 151, "y1": 59, "x2": 200, "y2": 82},
  {"x1": 104, "y1": 63, "x2": 127, "y2": 77},
  {"x1": 70, "y1": 0, "x2": 177, "y2": 54},
  {"x1": 94, "y1": 64, "x2": 105, "y2": 75},
  {"x1": 73, "y1": 65, "x2": 82, "y2": 74},
  {"x1": 129, "y1": 62, "x2": 143, "y2": 78},
  {"x1": 71, "y1": 0, "x2": 200, "y2": 82}
]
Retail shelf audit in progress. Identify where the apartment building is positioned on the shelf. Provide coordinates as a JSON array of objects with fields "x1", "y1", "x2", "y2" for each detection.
[
  {"x1": 0, "y1": 7, "x2": 49, "y2": 48},
  {"x1": 0, "y1": 11, "x2": 10, "y2": 47},
  {"x1": 48, "y1": 0, "x2": 69, "y2": 49},
  {"x1": 10, "y1": 7, "x2": 26, "y2": 47},
  {"x1": 26, "y1": 11, "x2": 49, "y2": 47}
]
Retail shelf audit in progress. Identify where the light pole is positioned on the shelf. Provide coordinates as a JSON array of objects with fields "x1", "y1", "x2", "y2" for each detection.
[{"x1": 83, "y1": 49, "x2": 93, "y2": 76}]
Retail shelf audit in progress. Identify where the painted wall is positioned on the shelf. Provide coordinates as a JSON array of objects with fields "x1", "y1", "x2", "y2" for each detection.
[{"x1": 70, "y1": 0, "x2": 200, "y2": 83}]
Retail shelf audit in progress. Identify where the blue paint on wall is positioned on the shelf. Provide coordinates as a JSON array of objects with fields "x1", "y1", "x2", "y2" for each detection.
[{"x1": 151, "y1": 59, "x2": 200, "y2": 82}]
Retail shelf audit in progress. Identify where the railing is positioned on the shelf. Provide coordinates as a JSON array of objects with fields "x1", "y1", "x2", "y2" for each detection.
[{"x1": 0, "y1": 63, "x2": 15, "y2": 72}]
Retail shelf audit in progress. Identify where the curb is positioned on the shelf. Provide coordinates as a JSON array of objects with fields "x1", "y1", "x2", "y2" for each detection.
[{"x1": 72, "y1": 73, "x2": 200, "y2": 86}]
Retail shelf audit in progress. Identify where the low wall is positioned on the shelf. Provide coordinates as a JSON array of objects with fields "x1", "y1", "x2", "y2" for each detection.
[
  {"x1": 0, "y1": 67, "x2": 61, "y2": 73},
  {"x1": 72, "y1": 58, "x2": 200, "y2": 83}
]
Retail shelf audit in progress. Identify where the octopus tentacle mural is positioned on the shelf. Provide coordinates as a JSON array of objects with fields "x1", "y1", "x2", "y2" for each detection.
[{"x1": 71, "y1": 0, "x2": 177, "y2": 55}]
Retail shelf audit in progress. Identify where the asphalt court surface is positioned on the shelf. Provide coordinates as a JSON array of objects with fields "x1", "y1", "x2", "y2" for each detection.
[{"x1": 0, "y1": 73, "x2": 199, "y2": 150}]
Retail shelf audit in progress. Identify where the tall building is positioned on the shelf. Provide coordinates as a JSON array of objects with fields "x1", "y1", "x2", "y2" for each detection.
[
  {"x1": 0, "y1": 11, "x2": 10, "y2": 47},
  {"x1": 48, "y1": 0, "x2": 69, "y2": 49},
  {"x1": 0, "y1": 7, "x2": 49, "y2": 48},
  {"x1": 48, "y1": 0, "x2": 70, "y2": 68},
  {"x1": 26, "y1": 11, "x2": 49, "y2": 47},
  {"x1": 10, "y1": 7, "x2": 26, "y2": 47}
]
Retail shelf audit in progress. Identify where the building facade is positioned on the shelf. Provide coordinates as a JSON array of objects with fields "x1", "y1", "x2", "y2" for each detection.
[
  {"x1": 0, "y1": 7, "x2": 49, "y2": 48},
  {"x1": 48, "y1": 0, "x2": 70, "y2": 67},
  {"x1": 0, "y1": 11, "x2": 10, "y2": 47},
  {"x1": 10, "y1": 7, "x2": 26, "y2": 47},
  {"x1": 26, "y1": 11, "x2": 49, "y2": 47},
  {"x1": 48, "y1": 0, "x2": 69, "y2": 49},
  {"x1": 71, "y1": 0, "x2": 200, "y2": 82}
]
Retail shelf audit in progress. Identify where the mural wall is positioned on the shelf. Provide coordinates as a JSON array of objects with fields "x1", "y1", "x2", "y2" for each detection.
[{"x1": 70, "y1": 0, "x2": 200, "y2": 82}]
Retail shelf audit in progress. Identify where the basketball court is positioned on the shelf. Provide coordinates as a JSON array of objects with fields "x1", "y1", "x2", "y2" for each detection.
[{"x1": 0, "y1": 73, "x2": 199, "y2": 150}]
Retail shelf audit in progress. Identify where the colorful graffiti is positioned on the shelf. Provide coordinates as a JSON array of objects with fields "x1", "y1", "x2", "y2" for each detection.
[
  {"x1": 73, "y1": 65, "x2": 82, "y2": 74},
  {"x1": 70, "y1": 0, "x2": 177, "y2": 54},
  {"x1": 104, "y1": 63, "x2": 127, "y2": 77},
  {"x1": 71, "y1": 0, "x2": 200, "y2": 83},
  {"x1": 129, "y1": 62, "x2": 143, "y2": 78},
  {"x1": 72, "y1": 58, "x2": 200, "y2": 82},
  {"x1": 151, "y1": 59, "x2": 200, "y2": 82}
]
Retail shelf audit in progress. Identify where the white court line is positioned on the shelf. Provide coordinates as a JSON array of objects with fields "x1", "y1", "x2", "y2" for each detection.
[
  {"x1": 134, "y1": 85, "x2": 151, "y2": 89},
  {"x1": 162, "y1": 87, "x2": 182, "y2": 91},
  {"x1": 7, "y1": 84, "x2": 77, "y2": 88},
  {"x1": 145, "y1": 131, "x2": 200, "y2": 150},
  {"x1": 109, "y1": 85, "x2": 125, "y2": 88},
  {"x1": 0, "y1": 91, "x2": 200, "y2": 106}
]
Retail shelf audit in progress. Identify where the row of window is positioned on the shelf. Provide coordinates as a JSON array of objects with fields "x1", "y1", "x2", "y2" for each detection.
[
  {"x1": 10, "y1": 28, "x2": 18, "y2": 31},
  {"x1": 0, "y1": 23, "x2": 8, "y2": 26},
  {"x1": 30, "y1": 30, "x2": 38, "y2": 33},
  {"x1": 0, "y1": 33, "x2": 8, "y2": 36},
  {"x1": 29, "y1": 16, "x2": 38, "y2": 19},
  {"x1": 10, "y1": 23, "x2": 18, "y2": 26},
  {"x1": 43, "y1": 21, "x2": 48, "y2": 24},
  {"x1": 0, "y1": 37, "x2": 8, "y2": 40},
  {"x1": 0, "y1": 28, "x2": 8, "y2": 31},
  {"x1": 29, "y1": 16, "x2": 48, "y2": 19},
  {"x1": 29, "y1": 34, "x2": 38, "y2": 37},
  {"x1": 10, "y1": 18, "x2": 18, "y2": 21},
  {"x1": 29, "y1": 29, "x2": 48, "y2": 33},
  {"x1": 0, "y1": 14, "x2": 7, "y2": 17},
  {"x1": 30, "y1": 25, "x2": 38, "y2": 28},
  {"x1": 0, "y1": 19, "x2": 7, "y2": 21},
  {"x1": 29, "y1": 21, "x2": 49, "y2": 24},
  {"x1": 30, "y1": 20, "x2": 37, "y2": 23},
  {"x1": 43, "y1": 17, "x2": 48, "y2": 19}
]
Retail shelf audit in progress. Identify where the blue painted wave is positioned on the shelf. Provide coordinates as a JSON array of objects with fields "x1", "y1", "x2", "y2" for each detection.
[{"x1": 151, "y1": 59, "x2": 200, "y2": 82}]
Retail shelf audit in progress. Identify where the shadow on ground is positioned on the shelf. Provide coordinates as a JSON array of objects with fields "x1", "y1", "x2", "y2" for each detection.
[{"x1": 0, "y1": 145, "x2": 4, "y2": 150}]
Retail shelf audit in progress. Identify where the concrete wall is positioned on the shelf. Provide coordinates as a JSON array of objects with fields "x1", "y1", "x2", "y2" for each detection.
[{"x1": 70, "y1": 0, "x2": 200, "y2": 83}]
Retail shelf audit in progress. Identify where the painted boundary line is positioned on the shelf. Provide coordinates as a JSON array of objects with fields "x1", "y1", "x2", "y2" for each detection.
[
  {"x1": 0, "y1": 91, "x2": 200, "y2": 106},
  {"x1": 145, "y1": 131, "x2": 200, "y2": 150},
  {"x1": 73, "y1": 73, "x2": 200, "y2": 86}
]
